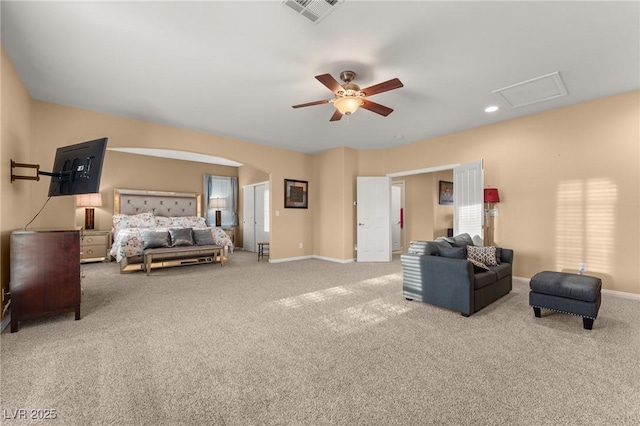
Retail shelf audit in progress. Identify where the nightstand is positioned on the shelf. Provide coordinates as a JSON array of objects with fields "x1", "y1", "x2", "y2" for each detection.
[
  {"x1": 222, "y1": 227, "x2": 236, "y2": 245},
  {"x1": 80, "y1": 230, "x2": 110, "y2": 263}
]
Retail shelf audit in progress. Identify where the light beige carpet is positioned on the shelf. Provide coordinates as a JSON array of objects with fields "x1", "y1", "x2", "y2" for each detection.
[{"x1": 1, "y1": 251, "x2": 639, "y2": 425}]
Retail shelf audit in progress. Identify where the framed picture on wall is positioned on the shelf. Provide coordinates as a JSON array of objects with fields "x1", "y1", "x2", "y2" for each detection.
[
  {"x1": 284, "y1": 179, "x2": 308, "y2": 209},
  {"x1": 439, "y1": 180, "x2": 453, "y2": 205}
]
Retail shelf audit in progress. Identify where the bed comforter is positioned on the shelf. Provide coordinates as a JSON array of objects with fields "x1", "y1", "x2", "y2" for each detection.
[{"x1": 110, "y1": 227, "x2": 233, "y2": 263}]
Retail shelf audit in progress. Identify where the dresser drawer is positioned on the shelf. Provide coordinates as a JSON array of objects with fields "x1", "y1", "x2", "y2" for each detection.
[
  {"x1": 83, "y1": 234, "x2": 108, "y2": 246},
  {"x1": 81, "y1": 244, "x2": 107, "y2": 260}
]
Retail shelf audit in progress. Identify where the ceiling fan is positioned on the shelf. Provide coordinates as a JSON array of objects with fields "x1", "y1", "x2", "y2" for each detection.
[{"x1": 292, "y1": 71, "x2": 403, "y2": 122}]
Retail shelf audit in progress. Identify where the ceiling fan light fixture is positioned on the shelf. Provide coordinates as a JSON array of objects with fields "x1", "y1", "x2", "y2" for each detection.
[{"x1": 334, "y1": 96, "x2": 363, "y2": 115}]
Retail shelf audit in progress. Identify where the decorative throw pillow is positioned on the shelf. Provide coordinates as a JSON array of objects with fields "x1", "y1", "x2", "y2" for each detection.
[
  {"x1": 169, "y1": 228, "x2": 194, "y2": 247},
  {"x1": 193, "y1": 229, "x2": 216, "y2": 246},
  {"x1": 438, "y1": 246, "x2": 467, "y2": 259},
  {"x1": 468, "y1": 258, "x2": 490, "y2": 271},
  {"x1": 142, "y1": 230, "x2": 170, "y2": 249},
  {"x1": 467, "y1": 246, "x2": 498, "y2": 266}
]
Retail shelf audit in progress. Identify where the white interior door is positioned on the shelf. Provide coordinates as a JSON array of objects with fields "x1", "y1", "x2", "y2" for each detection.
[
  {"x1": 357, "y1": 176, "x2": 392, "y2": 262},
  {"x1": 242, "y1": 185, "x2": 256, "y2": 252},
  {"x1": 453, "y1": 160, "x2": 484, "y2": 245},
  {"x1": 392, "y1": 185, "x2": 402, "y2": 251}
]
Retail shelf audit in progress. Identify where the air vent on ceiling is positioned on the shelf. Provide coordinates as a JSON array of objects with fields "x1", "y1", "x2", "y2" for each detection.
[
  {"x1": 282, "y1": 0, "x2": 344, "y2": 24},
  {"x1": 493, "y1": 72, "x2": 568, "y2": 109}
]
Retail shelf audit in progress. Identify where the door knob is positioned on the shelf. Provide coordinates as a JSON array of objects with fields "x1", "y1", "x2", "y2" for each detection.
[{"x1": 358, "y1": 223, "x2": 365, "y2": 226}]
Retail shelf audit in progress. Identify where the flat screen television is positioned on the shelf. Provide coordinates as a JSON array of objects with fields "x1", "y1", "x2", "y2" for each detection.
[{"x1": 43, "y1": 137, "x2": 108, "y2": 197}]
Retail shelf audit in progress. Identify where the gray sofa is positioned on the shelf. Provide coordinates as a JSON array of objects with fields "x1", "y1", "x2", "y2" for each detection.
[{"x1": 401, "y1": 234, "x2": 514, "y2": 316}]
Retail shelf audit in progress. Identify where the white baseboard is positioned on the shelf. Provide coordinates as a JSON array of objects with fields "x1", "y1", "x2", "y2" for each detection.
[
  {"x1": 601, "y1": 289, "x2": 640, "y2": 301},
  {"x1": 269, "y1": 255, "x2": 355, "y2": 264},
  {"x1": 513, "y1": 276, "x2": 639, "y2": 301},
  {"x1": 268, "y1": 255, "x2": 314, "y2": 263},
  {"x1": 313, "y1": 255, "x2": 355, "y2": 264}
]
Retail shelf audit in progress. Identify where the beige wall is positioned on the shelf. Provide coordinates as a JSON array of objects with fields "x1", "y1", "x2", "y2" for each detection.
[
  {"x1": 1, "y1": 47, "x2": 33, "y2": 319},
  {"x1": 384, "y1": 91, "x2": 640, "y2": 294},
  {"x1": 2, "y1": 46, "x2": 638, "y2": 295},
  {"x1": 312, "y1": 147, "x2": 358, "y2": 261},
  {"x1": 30, "y1": 101, "x2": 314, "y2": 260}
]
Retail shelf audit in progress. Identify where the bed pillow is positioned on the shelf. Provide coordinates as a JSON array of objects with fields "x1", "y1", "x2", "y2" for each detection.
[
  {"x1": 437, "y1": 246, "x2": 466, "y2": 259},
  {"x1": 467, "y1": 245, "x2": 498, "y2": 266},
  {"x1": 169, "y1": 228, "x2": 194, "y2": 247},
  {"x1": 169, "y1": 216, "x2": 207, "y2": 228},
  {"x1": 142, "y1": 230, "x2": 170, "y2": 249},
  {"x1": 193, "y1": 229, "x2": 216, "y2": 246},
  {"x1": 154, "y1": 216, "x2": 172, "y2": 227},
  {"x1": 113, "y1": 212, "x2": 157, "y2": 231}
]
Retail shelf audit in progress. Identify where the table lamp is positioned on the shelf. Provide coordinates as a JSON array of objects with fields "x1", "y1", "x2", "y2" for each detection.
[
  {"x1": 76, "y1": 193, "x2": 102, "y2": 230},
  {"x1": 209, "y1": 197, "x2": 226, "y2": 227}
]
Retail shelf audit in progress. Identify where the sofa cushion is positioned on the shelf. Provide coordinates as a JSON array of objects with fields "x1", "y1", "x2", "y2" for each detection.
[
  {"x1": 474, "y1": 270, "x2": 498, "y2": 289},
  {"x1": 488, "y1": 263, "x2": 511, "y2": 280},
  {"x1": 438, "y1": 246, "x2": 466, "y2": 259},
  {"x1": 467, "y1": 246, "x2": 498, "y2": 266},
  {"x1": 436, "y1": 233, "x2": 474, "y2": 248}
]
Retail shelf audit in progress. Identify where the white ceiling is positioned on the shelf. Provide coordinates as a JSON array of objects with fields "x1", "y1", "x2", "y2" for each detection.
[{"x1": 2, "y1": 1, "x2": 639, "y2": 158}]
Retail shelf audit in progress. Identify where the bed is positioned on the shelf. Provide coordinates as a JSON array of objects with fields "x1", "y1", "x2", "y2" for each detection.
[{"x1": 110, "y1": 188, "x2": 234, "y2": 273}]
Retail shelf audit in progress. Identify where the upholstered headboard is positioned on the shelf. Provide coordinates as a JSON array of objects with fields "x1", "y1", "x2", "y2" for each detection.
[{"x1": 114, "y1": 188, "x2": 202, "y2": 217}]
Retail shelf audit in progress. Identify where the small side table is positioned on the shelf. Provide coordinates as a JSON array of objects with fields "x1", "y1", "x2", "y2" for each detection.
[
  {"x1": 257, "y1": 242, "x2": 269, "y2": 261},
  {"x1": 80, "y1": 230, "x2": 110, "y2": 263}
]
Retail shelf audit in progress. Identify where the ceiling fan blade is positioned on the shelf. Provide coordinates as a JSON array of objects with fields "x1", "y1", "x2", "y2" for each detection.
[
  {"x1": 360, "y1": 78, "x2": 404, "y2": 97},
  {"x1": 315, "y1": 73, "x2": 344, "y2": 94},
  {"x1": 361, "y1": 99, "x2": 394, "y2": 117},
  {"x1": 292, "y1": 99, "x2": 331, "y2": 108},
  {"x1": 329, "y1": 109, "x2": 343, "y2": 122}
]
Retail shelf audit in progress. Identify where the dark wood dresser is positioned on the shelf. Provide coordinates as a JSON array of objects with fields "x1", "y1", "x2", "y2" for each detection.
[{"x1": 10, "y1": 230, "x2": 81, "y2": 333}]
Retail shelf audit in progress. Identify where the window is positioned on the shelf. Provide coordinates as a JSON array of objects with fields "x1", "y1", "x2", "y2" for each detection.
[{"x1": 203, "y1": 175, "x2": 238, "y2": 228}]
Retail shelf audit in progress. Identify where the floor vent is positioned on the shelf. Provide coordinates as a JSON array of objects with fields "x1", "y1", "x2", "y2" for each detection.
[
  {"x1": 282, "y1": 0, "x2": 343, "y2": 24},
  {"x1": 493, "y1": 72, "x2": 568, "y2": 109}
]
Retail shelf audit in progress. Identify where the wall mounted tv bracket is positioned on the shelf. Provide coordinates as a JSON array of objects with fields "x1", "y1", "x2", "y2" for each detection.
[
  {"x1": 10, "y1": 160, "x2": 40, "y2": 182},
  {"x1": 11, "y1": 157, "x2": 94, "y2": 183}
]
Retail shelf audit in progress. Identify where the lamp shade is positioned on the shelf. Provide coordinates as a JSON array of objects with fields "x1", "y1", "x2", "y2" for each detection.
[
  {"x1": 209, "y1": 197, "x2": 226, "y2": 209},
  {"x1": 76, "y1": 193, "x2": 102, "y2": 207},
  {"x1": 334, "y1": 96, "x2": 363, "y2": 115},
  {"x1": 484, "y1": 188, "x2": 500, "y2": 203}
]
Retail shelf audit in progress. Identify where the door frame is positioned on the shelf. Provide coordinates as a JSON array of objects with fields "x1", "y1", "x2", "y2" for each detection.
[{"x1": 391, "y1": 180, "x2": 406, "y2": 252}]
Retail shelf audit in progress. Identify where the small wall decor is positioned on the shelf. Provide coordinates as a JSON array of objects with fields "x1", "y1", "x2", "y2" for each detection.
[
  {"x1": 439, "y1": 180, "x2": 453, "y2": 205},
  {"x1": 285, "y1": 179, "x2": 308, "y2": 209}
]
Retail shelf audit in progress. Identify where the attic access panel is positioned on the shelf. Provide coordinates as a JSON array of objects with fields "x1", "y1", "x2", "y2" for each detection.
[{"x1": 493, "y1": 72, "x2": 568, "y2": 109}]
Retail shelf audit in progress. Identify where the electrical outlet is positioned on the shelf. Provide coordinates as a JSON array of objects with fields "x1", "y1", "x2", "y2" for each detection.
[
  {"x1": 299, "y1": 242, "x2": 303, "y2": 249},
  {"x1": 578, "y1": 263, "x2": 587, "y2": 273}
]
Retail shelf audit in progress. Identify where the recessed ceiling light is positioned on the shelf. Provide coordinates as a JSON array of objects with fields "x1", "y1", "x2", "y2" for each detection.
[
  {"x1": 485, "y1": 106, "x2": 499, "y2": 113},
  {"x1": 395, "y1": 134, "x2": 405, "y2": 140}
]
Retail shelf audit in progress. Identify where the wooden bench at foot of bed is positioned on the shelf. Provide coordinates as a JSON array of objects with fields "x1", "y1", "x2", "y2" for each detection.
[{"x1": 142, "y1": 245, "x2": 224, "y2": 275}]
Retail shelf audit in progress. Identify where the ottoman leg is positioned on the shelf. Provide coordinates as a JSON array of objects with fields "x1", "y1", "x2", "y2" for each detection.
[
  {"x1": 533, "y1": 307, "x2": 541, "y2": 318},
  {"x1": 583, "y1": 317, "x2": 594, "y2": 330}
]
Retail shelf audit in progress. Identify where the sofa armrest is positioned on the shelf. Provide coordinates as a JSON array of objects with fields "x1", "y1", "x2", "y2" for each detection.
[
  {"x1": 500, "y1": 248, "x2": 514, "y2": 266},
  {"x1": 419, "y1": 255, "x2": 475, "y2": 315}
]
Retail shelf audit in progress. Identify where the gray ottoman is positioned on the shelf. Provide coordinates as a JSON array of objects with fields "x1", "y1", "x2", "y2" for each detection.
[{"x1": 529, "y1": 271, "x2": 602, "y2": 330}]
